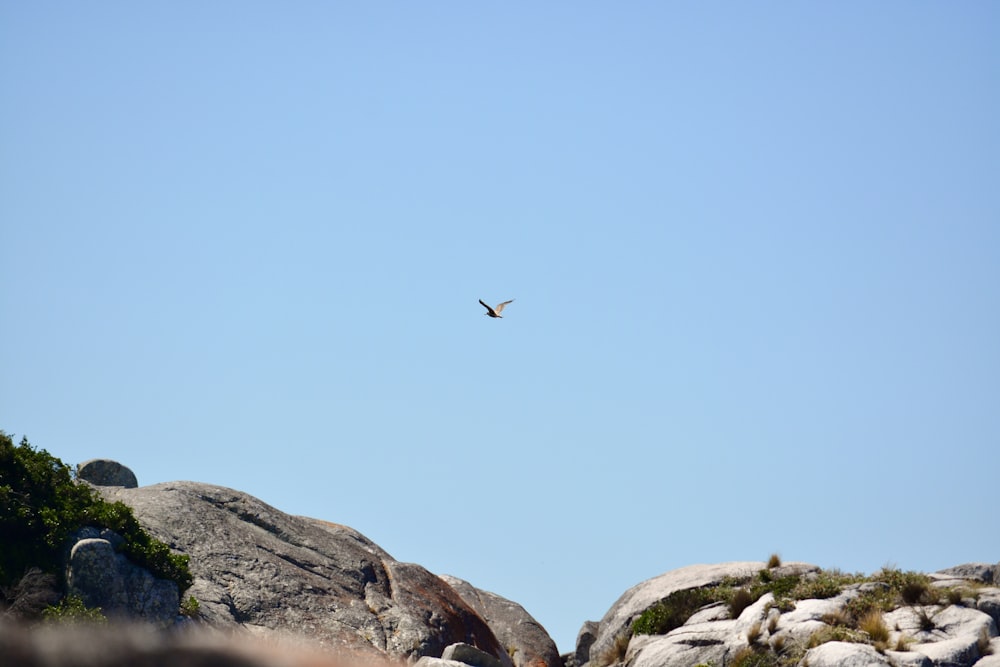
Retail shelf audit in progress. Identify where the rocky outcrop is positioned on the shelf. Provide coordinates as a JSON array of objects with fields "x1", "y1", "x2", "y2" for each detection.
[
  {"x1": 585, "y1": 560, "x2": 819, "y2": 665},
  {"x1": 581, "y1": 562, "x2": 1000, "y2": 667},
  {"x1": 441, "y1": 575, "x2": 560, "y2": 667},
  {"x1": 66, "y1": 529, "x2": 179, "y2": 625},
  {"x1": 76, "y1": 459, "x2": 138, "y2": 488},
  {"x1": 98, "y1": 481, "x2": 514, "y2": 662}
]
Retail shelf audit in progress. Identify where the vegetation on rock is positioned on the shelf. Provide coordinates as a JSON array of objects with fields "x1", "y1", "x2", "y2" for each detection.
[
  {"x1": 0, "y1": 431, "x2": 192, "y2": 617},
  {"x1": 627, "y1": 558, "x2": 988, "y2": 667}
]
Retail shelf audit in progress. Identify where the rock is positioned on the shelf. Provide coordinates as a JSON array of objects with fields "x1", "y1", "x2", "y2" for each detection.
[
  {"x1": 625, "y1": 592, "x2": 775, "y2": 667},
  {"x1": 416, "y1": 659, "x2": 472, "y2": 667},
  {"x1": 574, "y1": 621, "x2": 599, "y2": 666},
  {"x1": 976, "y1": 639, "x2": 1000, "y2": 666},
  {"x1": 66, "y1": 536, "x2": 179, "y2": 624},
  {"x1": 76, "y1": 459, "x2": 138, "y2": 488},
  {"x1": 442, "y1": 642, "x2": 505, "y2": 667},
  {"x1": 936, "y1": 563, "x2": 998, "y2": 585},
  {"x1": 882, "y1": 604, "x2": 997, "y2": 667},
  {"x1": 801, "y1": 641, "x2": 893, "y2": 666},
  {"x1": 441, "y1": 575, "x2": 557, "y2": 667},
  {"x1": 883, "y1": 604, "x2": 997, "y2": 644},
  {"x1": 586, "y1": 560, "x2": 818, "y2": 663},
  {"x1": 979, "y1": 589, "x2": 1000, "y2": 626},
  {"x1": 912, "y1": 636, "x2": 983, "y2": 666},
  {"x1": 883, "y1": 650, "x2": 932, "y2": 667},
  {"x1": 99, "y1": 482, "x2": 506, "y2": 662}
]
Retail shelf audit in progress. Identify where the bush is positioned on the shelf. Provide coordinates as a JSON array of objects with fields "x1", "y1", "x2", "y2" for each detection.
[
  {"x1": 0, "y1": 432, "x2": 192, "y2": 601},
  {"x1": 42, "y1": 595, "x2": 106, "y2": 623},
  {"x1": 633, "y1": 587, "x2": 720, "y2": 635}
]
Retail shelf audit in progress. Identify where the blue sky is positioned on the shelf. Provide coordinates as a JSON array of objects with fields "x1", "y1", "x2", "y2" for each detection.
[{"x1": 2, "y1": 2, "x2": 998, "y2": 653}]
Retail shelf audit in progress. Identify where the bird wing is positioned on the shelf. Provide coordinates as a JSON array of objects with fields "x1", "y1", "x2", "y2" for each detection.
[
  {"x1": 479, "y1": 299, "x2": 495, "y2": 314},
  {"x1": 494, "y1": 299, "x2": 514, "y2": 313}
]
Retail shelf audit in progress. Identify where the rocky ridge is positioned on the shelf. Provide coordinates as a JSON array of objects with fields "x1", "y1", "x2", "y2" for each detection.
[
  {"x1": 573, "y1": 561, "x2": 1000, "y2": 667},
  {"x1": 65, "y1": 460, "x2": 998, "y2": 667}
]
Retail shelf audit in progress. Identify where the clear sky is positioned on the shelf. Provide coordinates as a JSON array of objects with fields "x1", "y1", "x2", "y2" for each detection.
[{"x1": 2, "y1": 2, "x2": 998, "y2": 654}]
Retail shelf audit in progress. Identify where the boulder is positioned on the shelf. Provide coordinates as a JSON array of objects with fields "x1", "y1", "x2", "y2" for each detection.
[
  {"x1": 935, "y1": 563, "x2": 999, "y2": 585},
  {"x1": 440, "y1": 575, "x2": 558, "y2": 667},
  {"x1": 76, "y1": 459, "x2": 138, "y2": 488},
  {"x1": 99, "y1": 481, "x2": 506, "y2": 662},
  {"x1": 978, "y1": 589, "x2": 1000, "y2": 627},
  {"x1": 882, "y1": 651, "x2": 932, "y2": 667},
  {"x1": 66, "y1": 536, "x2": 179, "y2": 624},
  {"x1": 801, "y1": 641, "x2": 892, "y2": 666},
  {"x1": 883, "y1": 604, "x2": 997, "y2": 644},
  {"x1": 416, "y1": 659, "x2": 471, "y2": 667},
  {"x1": 626, "y1": 592, "x2": 774, "y2": 667},
  {"x1": 442, "y1": 642, "x2": 505, "y2": 667},
  {"x1": 574, "y1": 621, "x2": 599, "y2": 666},
  {"x1": 586, "y1": 560, "x2": 818, "y2": 663},
  {"x1": 976, "y1": 639, "x2": 1000, "y2": 666}
]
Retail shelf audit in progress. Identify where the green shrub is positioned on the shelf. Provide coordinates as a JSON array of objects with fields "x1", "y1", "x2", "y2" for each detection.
[
  {"x1": 0, "y1": 432, "x2": 192, "y2": 600},
  {"x1": 791, "y1": 570, "x2": 860, "y2": 601},
  {"x1": 180, "y1": 595, "x2": 200, "y2": 617},
  {"x1": 633, "y1": 587, "x2": 721, "y2": 635},
  {"x1": 42, "y1": 595, "x2": 106, "y2": 623}
]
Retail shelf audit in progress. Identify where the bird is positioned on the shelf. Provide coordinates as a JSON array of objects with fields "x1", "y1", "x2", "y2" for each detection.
[{"x1": 479, "y1": 298, "x2": 514, "y2": 318}]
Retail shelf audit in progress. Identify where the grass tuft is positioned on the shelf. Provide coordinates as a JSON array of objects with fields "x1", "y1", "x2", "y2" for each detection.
[
  {"x1": 746, "y1": 621, "x2": 763, "y2": 645},
  {"x1": 978, "y1": 627, "x2": 993, "y2": 657},
  {"x1": 767, "y1": 554, "x2": 782, "y2": 569},
  {"x1": 729, "y1": 588, "x2": 754, "y2": 619},
  {"x1": 858, "y1": 611, "x2": 889, "y2": 644}
]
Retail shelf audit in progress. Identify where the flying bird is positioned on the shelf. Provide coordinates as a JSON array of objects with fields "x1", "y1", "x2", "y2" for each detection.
[{"x1": 479, "y1": 298, "x2": 514, "y2": 318}]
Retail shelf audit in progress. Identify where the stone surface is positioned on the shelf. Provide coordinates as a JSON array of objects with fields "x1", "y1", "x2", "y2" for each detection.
[
  {"x1": 978, "y1": 589, "x2": 1000, "y2": 627},
  {"x1": 441, "y1": 575, "x2": 557, "y2": 667},
  {"x1": 801, "y1": 641, "x2": 892, "y2": 666},
  {"x1": 66, "y1": 536, "x2": 179, "y2": 625},
  {"x1": 883, "y1": 604, "x2": 997, "y2": 645},
  {"x1": 975, "y1": 638, "x2": 1000, "y2": 666},
  {"x1": 442, "y1": 642, "x2": 505, "y2": 667},
  {"x1": 416, "y1": 659, "x2": 472, "y2": 667},
  {"x1": 76, "y1": 459, "x2": 138, "y2": 488},
  {"x1": 586, "y1": 560, "x2": 818, "y2": 663},
  {"x1": 99, "y1": 481, "x2": 507, "y2": 662},
  {"x1": 574, "y1": 621, "x2": 599, "y2": 666},
  {"x1": 883, "y1": 650, "x2": 933, "y2": 667},
  {"x1": 936, "y1": 563, "x2": 999, "y2": 585}
]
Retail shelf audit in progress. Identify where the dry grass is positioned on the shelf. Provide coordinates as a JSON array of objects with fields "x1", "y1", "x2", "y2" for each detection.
[
  {"x1": 914, "y1": 606, "x2": 936, "y2": 632},
  {"x1": 979, "y1": 627, "x2": 993, "y2": 657},
  {"x1": 767, "y1": 554, "x2": 782, "y2": 569},
  {"x1": 858, "y1": 611, "x2": 889, "y2": 644},
  {"x1": 819, "y1": 608, "x2": 851, "y2": 627},
  {"x1": 593, "y1": 632, "x2": 630, "y2": 667},
  {"x1": 746, "y1": 621, "x2": 763, "y2": 645},
  {"x1": 766, "y1": 614, "x2": 779, "y2": 634},
  {"x1": 729, "y1": 588, "x2": 754, "y2": 619}
]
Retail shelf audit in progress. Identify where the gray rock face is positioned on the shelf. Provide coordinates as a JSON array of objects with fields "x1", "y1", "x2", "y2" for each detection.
[
  {"x1": 441, "y1": 575, "x2": 558, "y2": 667},
  {"x1": 66, "y1": 536, "x2": 179, "y2": 624},
  {"x1": 575, "y1": 621, "x2": 599, "y2": 666},
  {"x1": 76, "y1": 459, "x2": 138, "y2": 488},
  {"x1": 100, "y1": 481, "x2": 506, "y2": 662},
  {"x1": 935, "y1": 563, "x2": 999, "y2": 585}
]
